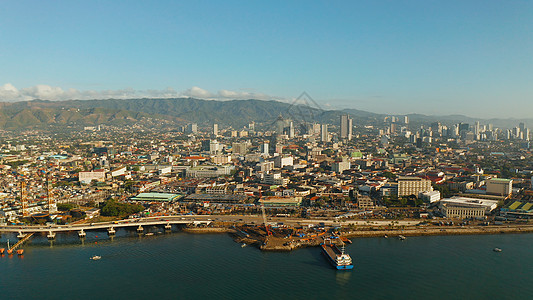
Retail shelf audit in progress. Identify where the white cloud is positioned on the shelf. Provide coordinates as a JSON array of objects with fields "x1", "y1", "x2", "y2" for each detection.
[
  {"x1": 0, "y1": 83, "x2": 21, "y2": 100},
  {"x1": 217, "y1": 89, "x2": 272, "y2": 100},
  {"x1": 182, "y1": 86, "x2": 213, "y2": 98},
  {"x1": 0, "y1": 83, "x2": 282, "y2": 102}
]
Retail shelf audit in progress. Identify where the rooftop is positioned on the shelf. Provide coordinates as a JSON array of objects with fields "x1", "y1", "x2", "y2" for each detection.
[{"x1": 131, "y1": 192, "x2": 181, "y2": 202}]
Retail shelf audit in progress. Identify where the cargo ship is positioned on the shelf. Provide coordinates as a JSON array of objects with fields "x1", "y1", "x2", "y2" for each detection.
[{"x1": 321, "y1": 239, "x2": 353, "y2": 270}]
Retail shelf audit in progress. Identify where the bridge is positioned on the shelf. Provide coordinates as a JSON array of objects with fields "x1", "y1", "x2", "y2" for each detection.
[{"x1": 0, "y1": 216, "x2": 212, "y2": 238}]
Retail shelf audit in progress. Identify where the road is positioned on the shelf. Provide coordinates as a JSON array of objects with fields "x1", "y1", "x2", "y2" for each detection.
[{"x1": 0, "y1": 214, "x2": 420, "y2": 233}]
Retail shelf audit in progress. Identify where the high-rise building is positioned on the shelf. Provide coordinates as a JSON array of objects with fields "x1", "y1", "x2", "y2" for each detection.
[
  {"x1": 313, "y1": 123, "x2": 321, "y2": 136},
  {"x1": 340, "y1": 114, "x2": 353, "y2": 140},
  {"x1": 403, "y1": 116, "x2": 409, "y2": 125},
  {"x1": 390, "y1": 123, "x2": 397, "y2": 134},
  {"x1": 260, "y1": 143, "x2": 269, "y2": 155},
  {"x1": 187, "y1": 123, "x2": 198, "y2": 134},
  {"x1": 232, "y1": 142, "x2": 248, "y2": 155},
  {"x1": 213, "y1": 124, "x2": 219, "y2": 136},
  {"x1": 209, "y1": 140, "x2": 221, "y2": 155},
  {"x1": 321, "y1": 124, "x2": 329, "y2": 142},
  {"x1": 275, "y1": 114, "x2": 285, "y2": 135},
  {"x1": 288, "y1": 121, "x2": 295, "y2": 138},
  {"x1": 249, "y1": 122, "x2": 255, "y2": 131}
]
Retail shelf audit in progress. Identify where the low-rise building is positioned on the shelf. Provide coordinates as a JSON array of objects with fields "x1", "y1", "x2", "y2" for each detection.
[
  {"x1": 262, "y1": 173, "x2": 289, "y2": 186},
  {"x1": 260, "y1": 196, "x2": 302, "y2": 207},
  {"x1": 79, "y1": 170, "x2": 106, "y2": 184},
  {"x1": 486, "y1": 178, "x2": 513, "y2": 196},
  {"x1": 440, "y1": 196, "x2": 498, "y2": 219},
  {"x1": 419, "y1": 190, "x2": 441, "y2": 203}
]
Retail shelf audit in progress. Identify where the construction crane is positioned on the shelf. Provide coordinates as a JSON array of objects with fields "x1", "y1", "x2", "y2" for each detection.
[
  {"x1": 12, "y1": 171, "x2": 29, "y2": 218},
  {"x1": 20, "y1": 180, "x2": 28, "y2": 218}
]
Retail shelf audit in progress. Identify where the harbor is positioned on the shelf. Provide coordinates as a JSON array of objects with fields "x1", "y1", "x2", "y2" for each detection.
[{"x1": 0, "y1": 231, "x2": 530, "y2": 299}]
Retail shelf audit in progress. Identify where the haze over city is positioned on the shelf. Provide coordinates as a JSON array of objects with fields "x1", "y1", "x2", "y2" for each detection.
[{"x1": 1, "y1": 1, "x2": 531, "y2": 118}]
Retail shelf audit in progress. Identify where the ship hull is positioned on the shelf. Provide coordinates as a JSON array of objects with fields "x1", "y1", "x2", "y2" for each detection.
[{"x1": 321, "y1": 244, "x2": 354, "y2": 270}]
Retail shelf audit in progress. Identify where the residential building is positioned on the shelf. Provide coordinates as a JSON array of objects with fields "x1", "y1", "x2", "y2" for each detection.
[{"x1": 397, "y1": 176, "x2": 433, "y2": 197}]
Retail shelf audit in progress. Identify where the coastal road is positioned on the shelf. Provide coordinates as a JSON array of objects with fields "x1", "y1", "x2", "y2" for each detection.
[
  {"x1": 173, "y1": 215, "x2": 421, "y2": 227},
  {"x1": 0, "y1": 214, "x2": 419, "y2": 234}
]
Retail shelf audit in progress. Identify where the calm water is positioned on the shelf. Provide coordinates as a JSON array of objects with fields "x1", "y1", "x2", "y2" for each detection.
[{"x1": 0, "y1": 228, "x2": 531, "y2": 300}]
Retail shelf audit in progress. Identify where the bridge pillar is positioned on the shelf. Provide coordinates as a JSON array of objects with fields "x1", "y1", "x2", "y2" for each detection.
[
  {"x1": 165, "y1": 223, "x2": 172, "y2": 231},
  {"x1": 108, "y1": 227, "x2": 116, "y2": 236},
  {"x1": 78, "y1": 229, "x2": 86, "y2": 238},
  {"x1": 47, "y1": 231, "x2": 56, "y2": 240},
  {"x1": 17, "y1": 231, "x2": 25, "y2": 239},
  {"x1": 137, "y1": 225, "x2": 144, "y2": 233}
]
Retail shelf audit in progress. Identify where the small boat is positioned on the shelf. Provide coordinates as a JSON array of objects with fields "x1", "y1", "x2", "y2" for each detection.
[
  {"x1": 90, "y1": 255, "x2": 102, "y2": 260},
  {"x1": 145, "y1": 233, "x2": 154, "y2": 236},
  {"x1": 384, "y1": 235, "x2": 388, "y2": 239},
  {"x1": 398, "y1": 235, "x2": 406, "y2": 241},
  {"x1": 340, "y1": 236, "x2": 352, "y2": 244},
  {"x1": 241, "y1": 243, "x2": 247, "y2": 248},
  {"x1": 493, "y1": 248, "x2": 502, "y2": 252}
]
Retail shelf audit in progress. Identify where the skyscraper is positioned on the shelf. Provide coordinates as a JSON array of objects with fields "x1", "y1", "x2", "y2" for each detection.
[
  {"x1": 321, "y1": 124, "x2": 329, "y2": 142},
  {"x1": 288, "y1": 121, "x2": 295, "y2": 138},
  {"x1": 213, "y1": 124, "x2": 218, "y2": 136},
  {"x1": 187, "y1": 123, "x2": 198, "y2": 134},
  {"x1": 340, "y1": 114, "x2": 353, "y2": 140}
]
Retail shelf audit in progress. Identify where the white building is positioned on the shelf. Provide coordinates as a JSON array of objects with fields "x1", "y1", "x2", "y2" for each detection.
[
  {"x1": 419, "y1": 190, "x2": 441, "y2": 203},
  {"x1": 440, "y1": 196, "x2": 498, "y2": 219},
  {"x1": 321, "y1": 124, "x2": 329, "y2": 142},
  {"x1": 260, "y1": 143, "x2": 269, "y2": 155},
  {"x1": 274, "y1": 156, "x2": 293, "y2": 168},
  {"x1": 111, "y1": 166, "x2": 127, "y2": 177}
]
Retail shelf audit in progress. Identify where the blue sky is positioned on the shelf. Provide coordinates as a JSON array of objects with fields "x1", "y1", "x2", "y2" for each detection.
[{"x1": 0, "y1": 1, "x2": 531, "y2": 118}]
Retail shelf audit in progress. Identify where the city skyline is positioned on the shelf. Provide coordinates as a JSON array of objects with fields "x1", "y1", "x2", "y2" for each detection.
[{"x1": 0, "y1": 1, "x2": 531, "y2": 118}]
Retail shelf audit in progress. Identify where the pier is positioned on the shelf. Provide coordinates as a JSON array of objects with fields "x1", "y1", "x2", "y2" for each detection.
[{"x1": 0, "y1": 216, "x2": 212, "y2": 244}]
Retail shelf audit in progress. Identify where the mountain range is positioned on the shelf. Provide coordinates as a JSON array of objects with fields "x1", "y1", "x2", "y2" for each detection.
[{"x1": 0, "y1": 98, "x2": 529, "y2": 130}]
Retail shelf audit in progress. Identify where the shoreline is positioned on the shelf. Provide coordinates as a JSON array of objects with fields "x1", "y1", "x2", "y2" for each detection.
[
  {"x1": 342, "y1": 225, "x2": 533, "y2": 239},
  {"x1": 182, "y1": 227, "x2": 234, "y2": 234},
  {"x1": 225, "y1": 224, "x2": 533, "y2": 251}
]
